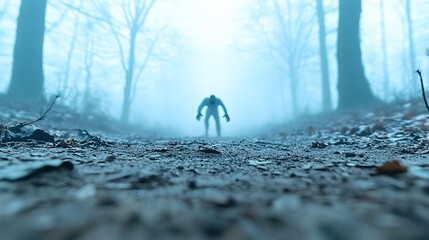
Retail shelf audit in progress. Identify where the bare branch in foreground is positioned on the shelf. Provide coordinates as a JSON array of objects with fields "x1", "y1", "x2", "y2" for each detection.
[
  {"x1": 416, "y1": 69, "x2": 429, "y2": 112},
  {"x1": 9, "y1": 94, "x2": 60, "y2": 131}
]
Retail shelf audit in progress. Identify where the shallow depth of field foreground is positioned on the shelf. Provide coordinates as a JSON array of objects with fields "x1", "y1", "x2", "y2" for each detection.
[{"x1": 1, "y1": 0, "x2": 429, "y2": 239}]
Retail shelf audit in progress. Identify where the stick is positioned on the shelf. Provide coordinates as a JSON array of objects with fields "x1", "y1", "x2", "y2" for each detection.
[
  {"x1": 9, "y1": 94, "x2": 60, "y2": 131},
  {"x1": 416, "y1": 69, "x2": 429, "y2": 112}
]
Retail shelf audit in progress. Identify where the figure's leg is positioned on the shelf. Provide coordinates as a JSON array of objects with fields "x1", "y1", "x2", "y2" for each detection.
[
  {"x1": 204, "y1": 114, "x2": 210, "y2": 136},
  {"x1": 214, "y1": 113, "x2": 221, "y2": 137}
]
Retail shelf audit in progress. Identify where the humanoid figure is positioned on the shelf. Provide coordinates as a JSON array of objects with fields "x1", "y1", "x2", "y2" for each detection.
[{"x1": 196, "y1": 95, "x2": 230, "y2": 136}]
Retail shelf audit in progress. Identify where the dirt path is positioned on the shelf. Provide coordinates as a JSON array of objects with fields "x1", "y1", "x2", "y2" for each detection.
[
  {"x1": 1, "y1": 100, "x2": 429, "y2": 239},
  {"x1": 1, "y1": 131, "x2": 428, "y2": 240}
]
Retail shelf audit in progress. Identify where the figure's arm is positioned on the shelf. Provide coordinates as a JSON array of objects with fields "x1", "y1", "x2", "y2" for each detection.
[
  {"x1": 219, "y1": 100, "x2": 230, "y2": 122},
  {"x1": 219, "y1": 100, "x2": 228, "y2": 115},
  {"x1": 196, "y1": 99, "x2": 207, "y2": 121},
  {"x1": 198, "y1": 99, "x2": 207, "y2": 114}
]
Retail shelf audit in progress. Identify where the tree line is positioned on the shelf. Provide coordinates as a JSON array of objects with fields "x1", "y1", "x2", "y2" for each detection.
[{"x1": 2, "y1": 0, "x2": 426, "y2": 123}]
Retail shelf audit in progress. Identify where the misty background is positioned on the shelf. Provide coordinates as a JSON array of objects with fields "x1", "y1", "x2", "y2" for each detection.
[{"x1": 0, "y1": 0, "x2": 428, "y2": 136}]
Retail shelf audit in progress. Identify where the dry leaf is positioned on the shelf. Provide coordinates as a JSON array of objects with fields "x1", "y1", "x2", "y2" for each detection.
[{"x1": 376, "y1": 160, "x2": 407, "y2": 175}]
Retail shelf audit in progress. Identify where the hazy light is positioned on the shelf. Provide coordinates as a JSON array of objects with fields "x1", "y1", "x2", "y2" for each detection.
[{"x1": 172, "y1": 0, "x2": 239, "y2": 49}]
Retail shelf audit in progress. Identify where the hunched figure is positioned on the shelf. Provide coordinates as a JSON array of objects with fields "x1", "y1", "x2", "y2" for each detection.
[{"x1": 196, "y1": 95, "x2": 230, "y2": 136}]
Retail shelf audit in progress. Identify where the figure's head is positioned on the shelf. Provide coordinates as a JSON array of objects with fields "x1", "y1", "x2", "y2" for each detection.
[{"x1": 209, "y1": 95, "x2": 216, "y2": 104}]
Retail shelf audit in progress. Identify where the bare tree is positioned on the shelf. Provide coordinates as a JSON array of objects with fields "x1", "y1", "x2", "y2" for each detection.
[
  {"x1": 90, "y1": 0, "x2": 158, "y2": 124},
  {"x1": 82, "y1": 19, "x2": 95, "y2": 114},
  {"x1": 60, "y1": 11, "x2": 80, "y2": 96},
  {"x1": 337, "y1": 0, "x2": 377, "y2": 109},
  {"x1": 316, "y1": 0, "x2": 332, "y2": 111},
  {"x1": 246, "y1": 0, "x2": 316, "y2": 117}
]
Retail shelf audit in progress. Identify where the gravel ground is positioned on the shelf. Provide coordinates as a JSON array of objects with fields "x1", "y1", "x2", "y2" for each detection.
[{"x1": 1, "y1": 101, "x2": 429, "y2": 240}]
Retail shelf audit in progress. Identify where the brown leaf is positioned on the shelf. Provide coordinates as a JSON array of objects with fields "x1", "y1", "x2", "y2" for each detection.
[{"x1": 376, "y1": 160, "x2": 407, "y2": 175}]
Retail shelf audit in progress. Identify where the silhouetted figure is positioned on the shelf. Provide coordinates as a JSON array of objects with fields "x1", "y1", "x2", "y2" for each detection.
[{"x1": 196, "y1": 95, "x2": 230, "y2": 136}]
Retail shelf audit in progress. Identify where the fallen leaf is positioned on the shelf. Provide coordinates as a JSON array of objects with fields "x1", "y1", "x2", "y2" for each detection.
[
  {"x1": 198, "y1": 146, "x2": 222, "y2": 154},
  {"x1": 0, "y1": 160, "x2": 74, "y2": 181},
  {"x1": 149, "y1": 154, "x2": 161, "y2": 160},
  {"x1": 248, "y1": 160, "x2": 272, "y2": 166},
  {"x1": 376, "y1": 160, "x2": 407, "y2": 175}
]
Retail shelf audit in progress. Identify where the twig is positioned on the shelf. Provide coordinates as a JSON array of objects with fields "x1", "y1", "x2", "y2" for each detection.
[
  {"x1": 9, "y1": 94, "x2": 60, "y2": 131},
  {"x1": 416, "y1": 69, "x2": 429, "y2": 112}
]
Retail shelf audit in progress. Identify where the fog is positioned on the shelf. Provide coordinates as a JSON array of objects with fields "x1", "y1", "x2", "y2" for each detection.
[{"x1": 0, "y1": 0, "x2": 428, "y2": 136}]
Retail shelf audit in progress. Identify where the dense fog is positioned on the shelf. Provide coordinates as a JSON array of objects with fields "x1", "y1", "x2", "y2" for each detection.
[{"x1": 0, "y1": 0, "x2": 428, "y2": 136}]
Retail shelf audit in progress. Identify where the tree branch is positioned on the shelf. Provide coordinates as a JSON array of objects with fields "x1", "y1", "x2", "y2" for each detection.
[
  {"x1": 416, "y1": 69, "x2": 429, "y2": 112},
  {"x1": 130, "y1": 34, "x2": 160, "y2": 102},
  {"x1": 8, "y1": 94, "x2": 61, "y2": 132},
  {"x1": 137, "y1": 0, "x2": 157, "y2": 30}
]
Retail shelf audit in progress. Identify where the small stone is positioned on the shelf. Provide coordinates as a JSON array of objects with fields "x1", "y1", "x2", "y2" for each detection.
[
  {"x1": 187, "y1": 180, "x2": 197, "y2": 189},
  {"x1": 344, "y1": 152, "x2": 357, "y2": 158},
  {"x1": 198, "y1": 146, "x2": 222, "y2": 154},
  {"x1": 29, "y1": 129, "x2": 55, "y2": 143},
  {"x1": 149, "y1": 154, "x2": 161, "y2": 160},
  {"x1": 105, "y1": 155, "x2": 116, "y2": 162},
  {"x1": 311, "y1": 141, "x2": 328, "y2": 149}
]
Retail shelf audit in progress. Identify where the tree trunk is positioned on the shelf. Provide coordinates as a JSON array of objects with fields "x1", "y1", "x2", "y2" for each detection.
[
  {"x1": 379, "y1": 0, "x2": 390, "y2": 100},
  {"x1": 279, "y1": 79, "x2": 288, "y2": 119},
  {"x1": 337, "y1": 0, "x2": 377, "y2": 109},
  {"x1": 8, "y1": 0, "x2": 47, "y2": 102},
  {"x1": 62, "y1": 15, "x2": 79, "y2": 96},
  {"x1": 120, "y1": 30, "x2": 137, "y2": 124},
  {"x1": 405, "y1": 0, "x2": 417, "y2": 90},
  {"x1": 316, "y1": 0, "x2": 332, "y2": 112},
  {"x1": 83, "y1": 28, "x2": 94, "y2": 114},
  {"x1": 289, "y1": 66, "x2": 298, "y2": 116}
]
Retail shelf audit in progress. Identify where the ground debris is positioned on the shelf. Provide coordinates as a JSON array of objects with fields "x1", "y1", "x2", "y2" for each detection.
[
  {"x1": 1, "y1": 100, "x2": 429, "y2": 239},
  {"x1": 355, "y1": 125, "x2": 373, "y2": 136},
  {"x1": 248, "y1": 160, "x2": 272, "y2": 166},
  {"x1": 344, "y1": 152, "x2": 357, "y2": 158},
  {"x1": 376, "y1": 160, "x2": 408, "y2": 175},
  {"x1": 28, "y1": 129, "x2": 55, "y2": 142},
  {"x1": 153, "y1": 148, "x2": 169, "y2": 152},
  {"x1": 198, "y1": 145, "x2": 222, "y2": 154},
  {"x1": 53, "y1": 130, "x2": 107, "y2": 148},
  {"x1": 311, "y1": 141, "x2": 328, "y2": 149},
  {"x1": 347, "y1": 162, "x2": 376, "y2": 168},
  {"x1": 105, "y1": 155, "x2": 116, "y2": 162},
  {"x1": 2, "y1": 127, "x2": 55, "y2": 143},
  {"x1": 55, "y1": 139, "x2": 80, "y2": 148},
  {"x1": 148, "y1": 154, "x2": 161, "y2": 160},
  {"x1": 0, "y1": 160, "x2": 73, "y2": 181},
  {"x1": 136, "y1": 168, "x2": 170, "y2": 187},
  {"x1": 204, "y1": 194, "x2": 237, "y2": 208}
]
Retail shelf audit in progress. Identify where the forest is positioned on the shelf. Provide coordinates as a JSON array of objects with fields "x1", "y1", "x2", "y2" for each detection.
[{"x1": 0, "y1": 0, "x2": 429, "y2": 239}]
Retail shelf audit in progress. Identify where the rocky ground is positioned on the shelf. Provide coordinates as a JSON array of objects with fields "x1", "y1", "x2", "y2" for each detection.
[{"x1": 0, "y1": 100, "x2": 429, "y2": 240}]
